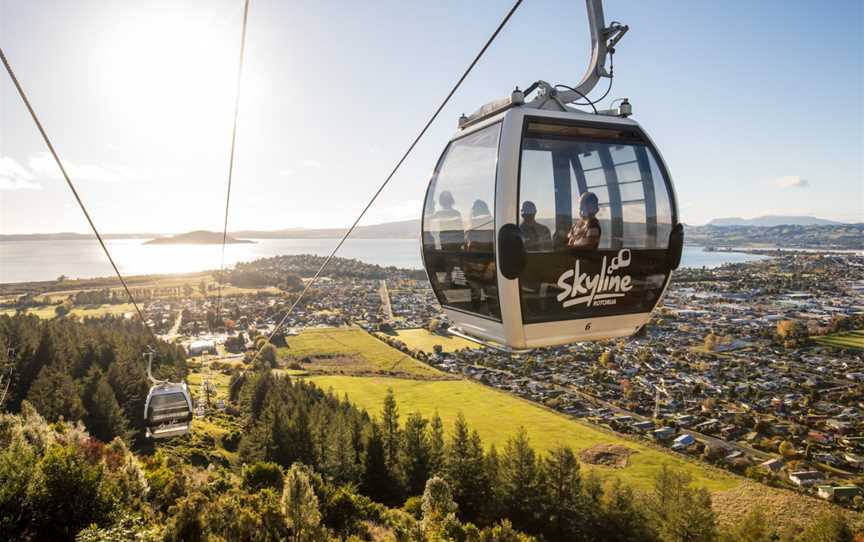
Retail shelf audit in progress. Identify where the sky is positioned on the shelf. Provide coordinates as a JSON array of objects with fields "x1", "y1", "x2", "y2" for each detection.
[{"x1": 1, "y1": 0, "x2": 862, "y2": 234}]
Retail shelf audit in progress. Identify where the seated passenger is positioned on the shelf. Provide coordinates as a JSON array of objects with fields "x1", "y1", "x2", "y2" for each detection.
[
  {"x1": 519, "y1": 200, "x2": 551, "y2": 251},
  {"x1": 433, "y1": 190, "x2": 464, "y2": 250},
  {"x1": 568, "y1": 191, "x2": 601, "y2": 250},
  {"x1": 464, "y1": 199, "x2": 493, "y2": 252}
]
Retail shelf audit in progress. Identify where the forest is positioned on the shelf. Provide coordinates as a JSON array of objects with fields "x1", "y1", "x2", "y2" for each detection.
[{"x1": 0, "y1": 313, "x2": 859, "y2": 541}]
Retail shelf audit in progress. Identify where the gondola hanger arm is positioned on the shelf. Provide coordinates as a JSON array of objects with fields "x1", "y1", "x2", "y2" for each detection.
[{"x1": 528, "y1": 0, "x2": 628, "y2": 107}]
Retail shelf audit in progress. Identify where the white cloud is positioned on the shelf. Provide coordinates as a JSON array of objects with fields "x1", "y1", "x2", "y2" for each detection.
[
  {"x1": 0, "y1": 157, "x2": 41, "y2": 191},
  {"x1": 28, "y1": 152, "x2": 139, "y2": 183},
  {"x1": 278, "y1": 168, "x2": 295, "y2": 176},
  {"x1": 769, "y1": 176, "x2": 809, "y2": 189}
]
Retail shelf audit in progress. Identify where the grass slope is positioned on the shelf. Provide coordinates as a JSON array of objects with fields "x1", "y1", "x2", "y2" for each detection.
[
  {"x1": 280, "y1": 328, "x2": 445, "y2": 379},
  {"x1": 1, "y1": 303, "x2": 136, "y2": 319},
  {"x1": 390, "y1": 328, "x2": 481, "y2": 354},
  {"x1": 306, "y1": 375, "x2": 740, "y2": 492}
]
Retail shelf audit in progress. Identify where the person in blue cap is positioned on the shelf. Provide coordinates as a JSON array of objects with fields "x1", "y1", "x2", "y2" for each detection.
[
  {"x1": 519, "y1": 200, "x2": 551, "y2": 251},
  {"x1": 568, "y1": 191, "x2": 601, "y2": 250}
]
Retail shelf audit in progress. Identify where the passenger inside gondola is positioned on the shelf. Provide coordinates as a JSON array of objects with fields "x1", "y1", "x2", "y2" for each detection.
[
  {"x1": 519, "y1": 200, "x2": 551, "y2": 251},
  {"x1": 464, "y1": 199, "x2": 493, "y2": 252},
  {"x1": 567, "y1": 191, "x2": 601, "y2": 250},
  {"x1": 433, "y1": 190, "x2": 464, "y2": 250}
]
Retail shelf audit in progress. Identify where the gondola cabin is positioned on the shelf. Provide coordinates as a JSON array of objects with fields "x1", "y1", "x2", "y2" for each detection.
[
  {"x1": 144, "y1": 382, "x2": 193, "y2": 439},
  {"x1": 421, "y1": 100, "x2": 683, "y2": 350}
]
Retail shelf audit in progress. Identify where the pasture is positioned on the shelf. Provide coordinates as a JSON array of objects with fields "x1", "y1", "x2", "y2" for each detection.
[
  {"x1": 389, "y1": 328, "x2": 481, "y2": 354},
  {"x1": 305, "y1": 374, "x2": 740, "y2": 493},
  {"x1": 279, "y1": 327, "x2": 445, "y2": 379},
  {"x1": 1, "y1": 303, "x2": 136, "y2": 319}
]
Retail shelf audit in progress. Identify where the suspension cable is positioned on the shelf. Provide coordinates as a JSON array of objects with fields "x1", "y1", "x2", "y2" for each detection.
[
  {"x1": 251, "y1": 0, "x2": 524, "y2": 364},
  {"x1": 216, "y1": 0, "x2": 251, "y2": 325},
  {"x1": 1, "y1": 47, "x2": 157, "y2": 344}
]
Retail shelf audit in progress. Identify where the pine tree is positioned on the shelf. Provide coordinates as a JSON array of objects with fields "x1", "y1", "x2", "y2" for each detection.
[
  {"x1": 361, "y1": 423, "x2": 400, "y2": 506},
  {"x1": 484, "y1": 444, "x2": 503, "y2": 520},
  {"x1": 82, "y1": 369, "x2": 129, "y2": 442},
  {"x1": 541, "y1": 446, "x2": 591, "y2": 542},
  {"x1": 499, "y1": 427, "x2": 543, "y2": 534},
  {"x1": 646, "y1": 466, "x2": 717, "y2": 542},
  {"x1": 597, "y1": 477, "x2": 653, "y2": 542},
  {"x1": 381, "y1": 388, "x2": 401, "y2": 468},
  {"x1": 429, "y1": 411, "x2": 445, "y2": 475},
  {"x1": 445, "y1": 413, "x2": 489, "y2": 524},
  {"x1": 402, "y1": 412, "x2": 431, "y2": 496},
  {"x1": 26, "y1": 366, "x2": 85, "y2": 423},
  {"x1": 325, "y1": 413, "x2": 360, "y2": 484}
]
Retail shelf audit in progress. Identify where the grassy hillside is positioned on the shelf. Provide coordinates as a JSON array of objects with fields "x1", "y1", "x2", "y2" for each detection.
[
  {"x1": 280, "y1": 327, "x2": 446, "y2": 378},
  {"x1": 306, "y1": 374, "x2": 739, "y2": 493},
  {"x1": 0, "y1": 303, "x2": 135, "y2": 319},
  {"x1": 389, "y1": 328, "x2": 481, "y2": 353}
]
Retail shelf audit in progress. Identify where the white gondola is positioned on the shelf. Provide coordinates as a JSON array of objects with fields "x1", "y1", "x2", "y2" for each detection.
[
  {"x1": 421, "y1": 0, "x2": 683, "y2": 350},
  {"x1": 143, "y1": 349, "x2": 193, "y2": 439}
]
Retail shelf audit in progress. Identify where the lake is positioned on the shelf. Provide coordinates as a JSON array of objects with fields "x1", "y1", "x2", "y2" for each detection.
[{"x1": 0, "y1": 238, "x2": 769, "y2": 284}]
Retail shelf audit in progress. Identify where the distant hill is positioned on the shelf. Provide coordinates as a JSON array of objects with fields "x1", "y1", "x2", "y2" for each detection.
[
  {"x1": 233, "y1": 219, "x2": 420, "y2": 240},
  {"x1": 144, "y1": 231, "x2": 255, "y2": 245},
  {"x1": 5, "y1": 217, "x2": 861, "y2": 251},
  {"x1": 707, "y1": 215, "x2": 844, "y2": 227},
  {"x1": 686, "y1": 223, "x2": 863, "y2": 250}
]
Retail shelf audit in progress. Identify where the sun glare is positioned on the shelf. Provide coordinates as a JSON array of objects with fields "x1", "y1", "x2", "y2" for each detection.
[{"x1": 98, "y1": 6, "x2": 251, "y2": 135}]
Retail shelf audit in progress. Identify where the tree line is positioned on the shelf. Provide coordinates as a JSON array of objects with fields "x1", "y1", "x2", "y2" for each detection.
[
  {"x1": 230, "y1": 371, "x2": 861, "y2": 541},
  {"x1": 0, "y1": 313, "x2": 187, "y2": 442}
]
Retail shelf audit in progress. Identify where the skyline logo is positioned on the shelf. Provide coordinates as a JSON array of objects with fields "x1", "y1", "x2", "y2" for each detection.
[{"x1": 556, "y1": 249, "x2": 633, "y2": 308}]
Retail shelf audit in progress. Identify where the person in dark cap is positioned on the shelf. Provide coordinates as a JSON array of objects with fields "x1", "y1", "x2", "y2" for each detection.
[
  {"x1": 568, "y1": 191, "x2": 601, "y2": 250},
  {"x1": 519, "y1": 200, "x2": 551, "y2": 251}
]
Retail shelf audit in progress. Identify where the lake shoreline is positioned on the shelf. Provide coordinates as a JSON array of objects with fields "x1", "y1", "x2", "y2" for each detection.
[{"x1": 1, "y1": 239, "x2": 770, "y2": 285}]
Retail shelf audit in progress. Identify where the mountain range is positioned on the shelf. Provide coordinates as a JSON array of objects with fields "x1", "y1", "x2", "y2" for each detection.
[
  {"x1": 706, "y1": 215, "x2": 844, "y2": 227},
  {"x1": 1, "y1": 216, "x2": 859, "y2": 247}
]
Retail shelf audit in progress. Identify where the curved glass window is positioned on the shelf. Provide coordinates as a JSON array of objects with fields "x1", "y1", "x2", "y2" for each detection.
[
  {"x1": 423, "y1": 123, "x2": 501, "y2": 320},
  {"x1": 517, "y1": 120, "x2": 674, "y2": 324}
]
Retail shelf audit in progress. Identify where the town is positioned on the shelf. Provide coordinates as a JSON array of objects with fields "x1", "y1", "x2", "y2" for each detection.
[{"x1": 3, "y1": 250, "x2": 864, "y2": 511}]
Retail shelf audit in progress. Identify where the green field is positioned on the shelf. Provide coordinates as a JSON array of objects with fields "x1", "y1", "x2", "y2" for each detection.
[
  {"x1": 305, "y1": 375, "x2": 740, "y2": 492},
  {"x1": 390, "y1": 328, "x2": 481, "y2": 354},
  {"x1": 813, "y1": 330, "x2": 864, "y2": 349},
  {"x1": 1, "y1": 303, "x2": 136, "y2": 319},
  {"x1": 279, "y1": 327, "x2": 445, "y2": 379}
]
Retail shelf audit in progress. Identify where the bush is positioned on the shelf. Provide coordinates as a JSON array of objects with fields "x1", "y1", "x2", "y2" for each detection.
[{"x1": 242, "y1": 461, "x2": 284, "y2": 492}]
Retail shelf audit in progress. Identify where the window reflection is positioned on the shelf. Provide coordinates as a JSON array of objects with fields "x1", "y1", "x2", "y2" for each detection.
[
  {"x1": 518, "y1": 120, "x2": 675, "y2": 324},
  {"x1": 423, "y1": 123, "x2": 501, "y2": 320},
  {"x1": 519, "y1": 123, "x2": 674, "y2": 251}
]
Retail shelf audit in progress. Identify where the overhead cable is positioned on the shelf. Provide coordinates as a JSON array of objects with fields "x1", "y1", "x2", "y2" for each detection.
[{"x1": 251, "y1": 0, "x2": 525, "y2": 364}]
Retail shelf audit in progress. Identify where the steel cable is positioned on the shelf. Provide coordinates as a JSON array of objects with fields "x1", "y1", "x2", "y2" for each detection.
[
  {"x1": 216, "y1": 0, "x2": 252, "y2": 325},
  {"x1": 1, "y1": 47, "x2": 158, "y2": 344},
  {"x1": 250, "y1": 0, "x2": 524, "y2": 364}
]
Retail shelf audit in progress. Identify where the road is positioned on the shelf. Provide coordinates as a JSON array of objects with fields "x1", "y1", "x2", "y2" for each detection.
[
  {"x1": 159, "y1": 309, "x2": 184, "y2": 341},
  {"x1": 379, "y1": 280, "x2": 394, "y2": 321}
]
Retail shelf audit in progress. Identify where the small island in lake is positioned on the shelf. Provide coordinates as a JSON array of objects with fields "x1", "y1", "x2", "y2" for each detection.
[{"x1": 144, "y1": 230, "x2": 256, "y2": 245}]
